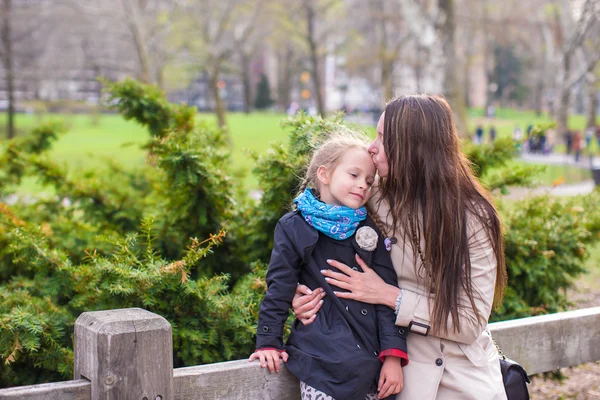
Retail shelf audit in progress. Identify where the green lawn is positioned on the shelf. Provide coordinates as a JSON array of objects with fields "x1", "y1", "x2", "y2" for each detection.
[
  {"x1": 0, "y1": 112, "x2": 291, "y2": 194},
  {"x1": 0, "y1": 108, "x2": 596, "y2": 194}
]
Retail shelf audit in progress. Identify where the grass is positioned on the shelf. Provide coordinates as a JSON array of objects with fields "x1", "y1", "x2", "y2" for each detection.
[
  {"x1": 0, "y1": 111, "x2": 290, "y2": 194},
  {"x1": 0, "y1": 108, "x2": 596, "y2": 194}
]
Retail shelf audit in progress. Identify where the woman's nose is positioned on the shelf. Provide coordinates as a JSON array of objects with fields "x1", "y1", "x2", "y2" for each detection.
[{"x1": 368, "y1": 142, "x2": 377, "y2": 154}]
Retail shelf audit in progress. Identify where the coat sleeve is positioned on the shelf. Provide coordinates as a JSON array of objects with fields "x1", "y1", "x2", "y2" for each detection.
[
  {"x1": 394, "y1": 216, "x2": 497, "y2": 345},
  {"x1": 371, "y1": 233, "x2": 409, "y2": 365},
  {"x1": 256, "y1": 219, "x2": 303, "y2": 350}
]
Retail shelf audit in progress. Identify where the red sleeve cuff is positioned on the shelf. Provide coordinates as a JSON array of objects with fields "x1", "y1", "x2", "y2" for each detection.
[
  {"x1": 254, "y1": 347, "x2": 285, "y2": 353},
  {"x1": 379, "y1": 349, "x2": 409, "y2": 366}
]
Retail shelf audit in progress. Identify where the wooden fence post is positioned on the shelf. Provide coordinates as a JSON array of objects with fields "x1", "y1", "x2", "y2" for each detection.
[{"x1": 74, "y1": 308, "x2": 173, "y2": 400}]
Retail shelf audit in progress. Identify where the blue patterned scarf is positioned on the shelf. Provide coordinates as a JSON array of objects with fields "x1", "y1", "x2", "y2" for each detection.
[{"x1": 293, "y1": 188, "x2": 367, "y2": 240}]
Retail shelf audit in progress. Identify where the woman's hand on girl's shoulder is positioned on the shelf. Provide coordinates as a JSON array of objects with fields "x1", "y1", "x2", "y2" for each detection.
[
  {"x1": 378, "y1": 356, "x2": 404, "y2": 398},
  {"x1": 249, "y1": 349, "x2": 289, "y2": 373},
  {"x1": 292, "y1": 284, "x2": 326, "y2": 325}
]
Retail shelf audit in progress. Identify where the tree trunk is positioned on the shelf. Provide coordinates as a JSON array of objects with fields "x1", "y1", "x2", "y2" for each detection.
[
  {"x1": 556, "y1": 53, "x2": 571, "y2": 138},
  {"x1": 376, "y1": 0, "x2": 394, "y2": 102},
  {"x1": 304, "y1": 1, "x2": 325, "y2": 117},
  {"x1": 277, "y1": 46, "x2": 293, "y2": 110},
  {"x1": 122, "y1": 0, "x2": 151, "y2": 84},
  {"x1": 382, "y1": 59, "x2": 394, "y2": 102},
  {"x1": 438, "y1": 0, "x2": 467, "y2": 135},
  {"x1": 240, "y1": 52, "x2": 252, "y2": 114},
  {"x1": 208, "y1": 63, "x2": 228, "y2": 131},
  {"x1": 2, "y1": 0, "x2": 14, "y2": 139},
  {"x1": 156, "y1": 64, "x2": 165, "y2": 91},
  {"x1": 586, "y1": 73, "x2": 597, "y2": 130},
  {"x1": 533, "y1": 81, "x2": 544, "y2": 117}
]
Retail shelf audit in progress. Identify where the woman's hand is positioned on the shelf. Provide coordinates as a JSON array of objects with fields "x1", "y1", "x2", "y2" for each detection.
[
  {"x1": 323, "y1": 254, "x2": 398, "y2": 307},
  {"x1": 291, "y1": 284, "x2": 326, "y2": 325},
  {"x1": 377, "y1": 356, "x2": 404, "y2": 398},
  {"x1": 249, "y1": 349, "x2": 289, "y2": 373}
]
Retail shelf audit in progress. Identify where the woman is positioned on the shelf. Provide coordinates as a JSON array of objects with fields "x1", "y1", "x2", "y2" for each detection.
[{"x1": 292, "y1": 94, "x2": 508, "y2": 400}]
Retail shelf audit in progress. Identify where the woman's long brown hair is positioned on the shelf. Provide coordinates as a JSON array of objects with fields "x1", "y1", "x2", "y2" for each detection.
[{"x1": 378, "y1": 94, "x2": 506, "y2": 334}]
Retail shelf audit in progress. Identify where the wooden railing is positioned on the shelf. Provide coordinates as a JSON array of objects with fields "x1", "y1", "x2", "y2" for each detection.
[{"x1": 1, "y1": 306, "x2": 599, "y2": 400}]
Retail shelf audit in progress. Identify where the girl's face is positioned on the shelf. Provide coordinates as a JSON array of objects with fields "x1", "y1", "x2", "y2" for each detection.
[
  {"x1": 317, "y1": 148, "x2": 375, "y2": 209},
  {"x1": 368, "y1": 112, "x2": 389, "y2": 178}
]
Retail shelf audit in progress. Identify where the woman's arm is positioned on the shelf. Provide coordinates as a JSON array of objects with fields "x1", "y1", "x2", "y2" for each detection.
[
  {"x1": 322, "y1": 254, "x2": 401, "y2": 309},
  {"x1": 323, "y1": 222, "x2": 497, "y2": 345}
]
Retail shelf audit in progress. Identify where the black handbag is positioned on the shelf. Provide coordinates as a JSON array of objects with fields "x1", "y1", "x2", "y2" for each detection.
[{"x1": 494, "y1": 338, "x2": 531, "y2": 400}]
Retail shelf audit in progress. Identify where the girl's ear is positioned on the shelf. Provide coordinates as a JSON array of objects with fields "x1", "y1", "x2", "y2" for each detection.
[{"x1": 317, "y1": 165, "x2": 330, "y2": 185}]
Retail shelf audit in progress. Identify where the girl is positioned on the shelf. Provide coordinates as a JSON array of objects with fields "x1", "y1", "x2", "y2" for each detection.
[
  {"x1": 249, "y1": 134, "x2": 408, "y2": 400},
  {"x1": 293, "y1": 95, "x2": 508, "y2": 400}
]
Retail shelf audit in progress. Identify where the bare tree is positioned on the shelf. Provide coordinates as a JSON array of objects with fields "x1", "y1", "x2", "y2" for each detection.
[
  {"x1": 553, "y1": 0, "x2": 600, "y2": 137},
  {"x1": 181, "y1": 0, "x2": 265, "y2": 129},
  {"x1": 233, "y1": 2, "x2": 271, "y2": 114},
  {"x1": 392, "y1": 0, "x2": 469, "y2": 133}
]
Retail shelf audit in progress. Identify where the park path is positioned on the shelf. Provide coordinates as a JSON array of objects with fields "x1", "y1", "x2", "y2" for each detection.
[
  {"x1": 520, "y1": 152, "x2": 600, "y2": 168},
  {"x1": 503, "y1": 152, "x2": 599, "y2": 200}
]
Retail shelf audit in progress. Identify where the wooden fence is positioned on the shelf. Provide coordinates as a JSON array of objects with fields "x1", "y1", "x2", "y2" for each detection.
[{"x1": 1, "y1": 306, "x2": 599, "y2": 400}]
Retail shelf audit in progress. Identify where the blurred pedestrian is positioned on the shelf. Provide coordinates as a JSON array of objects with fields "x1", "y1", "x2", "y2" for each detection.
[
  {"x1": 585, "y1": 126, "x2": 594, "y2": 149},
  {"x1": 489, "y1": 125, "x2": 497, "y2": 142},
  {"x1": 513, "y1": 125, "x2": 523, "y2": 152},
  {"x1": 475, "y1": 124, "x2": 484, "y2": 144},
  {"x1": 565, "y1": 129, "x2": 573, "y2": 155},
  {"x1": 573, "y1": 130, "x2": 582, "y2": 163},
  {"x1": 545, "y1": 127, "x2": 556, "y2": 155}
]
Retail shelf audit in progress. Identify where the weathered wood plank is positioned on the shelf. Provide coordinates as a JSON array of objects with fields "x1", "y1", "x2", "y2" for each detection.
[
  {"x1": 0, "y1": 379, "x2": 90, "y2": 400},
  {"x1": 488, "y1": 306, "x2": 600, "y2": 375},
  {"x1": 174, "y1": 359, "x2": 300, "y2": 400},
  {"x1": 2, "y1": 307, "x2": 599, "y2": 398},
  {"x1": 74, "y1": 308, "x2": 173, "y2": 400}
]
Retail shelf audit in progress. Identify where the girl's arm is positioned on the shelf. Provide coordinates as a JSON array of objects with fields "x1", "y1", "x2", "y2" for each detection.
[{"x1": 256, "y1": 219, "x2": 303, "y2": 350}]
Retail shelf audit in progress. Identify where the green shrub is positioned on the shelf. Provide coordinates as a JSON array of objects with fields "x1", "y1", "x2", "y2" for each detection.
[
  {"x1": 0, "y1": 212, "x2": 266, "y2": 387},
  {"x1": 493, "y1": 194, "x2": 597, "y2": 320}
]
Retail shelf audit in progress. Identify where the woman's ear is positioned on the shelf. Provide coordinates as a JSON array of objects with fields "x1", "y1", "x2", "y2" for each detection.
[{"x1": 317, "y1": 166, "x2": 330, "y2": 185}]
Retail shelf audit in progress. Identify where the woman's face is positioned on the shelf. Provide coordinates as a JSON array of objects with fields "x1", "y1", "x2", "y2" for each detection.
[{"x1": 368, "y1": 112, "x2": 389, "y2": 178}]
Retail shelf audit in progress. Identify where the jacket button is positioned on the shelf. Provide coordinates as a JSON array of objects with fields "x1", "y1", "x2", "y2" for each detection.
[
  {"x1": 345, "y1": 306, "x2": 349, "y2": 312},
  {"x1": 399, "y1": 328, "x2": 405, "y2": 335},
  {"x1": 263, "y1": 326, "x2": 269, "y2": 333},
  {"x1": 435, "y1": 358, "x2": 443, "y2": 366},
  {"x1": 361, "y1": 309, "x2": 368, "y2": 315},
  {"x1": 357, "y1": 344, "x2": 361, "y2": 349},
  {"x1": 352, "y1": 267, "x2": 359, "y2": 271}
]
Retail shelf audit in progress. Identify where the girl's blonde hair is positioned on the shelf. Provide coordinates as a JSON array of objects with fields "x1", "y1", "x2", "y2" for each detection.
[{"x1": 297, "y1": 131, "x2": 371, "y2": 197}]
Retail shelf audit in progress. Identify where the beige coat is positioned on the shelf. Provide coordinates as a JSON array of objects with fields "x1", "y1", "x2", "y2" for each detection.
[{"x1": 371, "y1": 197, "x2": 507, "y2": 400}]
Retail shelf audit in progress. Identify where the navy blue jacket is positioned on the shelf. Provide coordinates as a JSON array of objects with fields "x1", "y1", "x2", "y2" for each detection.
[{"x1": 256, "y1": 211, "x2": 408, "y2": 400}]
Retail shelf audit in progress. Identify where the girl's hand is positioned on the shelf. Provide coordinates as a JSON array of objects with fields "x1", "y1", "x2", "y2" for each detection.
[
  {"x1": 291, "y1": 284, "x2": 326, "y2": 325},
  {"x1": 248, "y1": 349, "x2": 289, "y2": 373},
  {"x1": 323, "y1": 254, "x2": 395, "y2": 305},
  {"x1": 377, "y1": 356, "x2": 404, "y2": 399}
]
